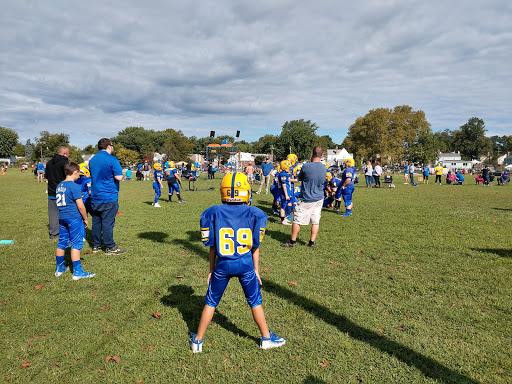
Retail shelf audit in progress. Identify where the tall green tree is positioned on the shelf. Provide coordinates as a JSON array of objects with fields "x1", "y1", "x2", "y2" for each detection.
[
  {"x1": 111, "y1": 127, "x2": 153, "y2": 153},
  {"x1": 453, "y1": 117, "x2": 492, "y2": 160},
  {"x1": 408, "y1": 131, "x2": 439, "y2": 164},
  {"x1": 13, "y1": 142, "x2": 26, "y2": 157},
  {"x1": 25, "y1": 139, "x2": 34, "y2": 162},
  {"x1": 344, "y1": 106, "x2": 431, "y2": 164},
  {"x1": 82, "y1": 144, "x2": 98, "y2": 155},
  {"x1": 276, "y1": 119, "x2": 318, "y2": 161},
  {"x1": 315, "y1": 135, "x2": 336, "y2": 156},
  {"x1": 32, "y1": 131, "x2": 70, "y2": 162},
  {"x1": 251, "y1": 134, "x2": 277, "y2": 155},
  {"x1": 0, "y1": 127, "x2": 19, "y2": 158},
  {"x1": 160, "y1": 129, "x2": 194, "y2": 162},
  {"x1": 433, "y1": 129, "x2": 455, "y2": 153},
  {"x1": 115, "y1": 145, "x2": 140, "y2": 166}
]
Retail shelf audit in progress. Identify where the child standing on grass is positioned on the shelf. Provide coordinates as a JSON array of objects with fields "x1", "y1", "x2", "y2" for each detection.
[
  {"x1": 152, "y1": 162, "x2": 163, "y2": 207},
  {"x1": 54, "y1": 162, "x2": 95, "y2": 280},
  {"x1": 189, "y1": 172, "x2": 285, "y2": 353}
]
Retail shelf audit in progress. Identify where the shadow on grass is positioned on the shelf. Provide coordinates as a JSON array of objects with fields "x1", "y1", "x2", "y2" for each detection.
[
  {"x1": 261, "y1": 278, "x2": 479, "y2": 384},
  {"x1": 471, "y1": 248, "x2": 512, "y2": 258},
  {"x1": 265, "y1": 228, "x2": 306, "y2": 246},
  {"x1": 492, "y1": 207, "x2": 512, "y2": 212},
  {"x1": 303, "y1": 376, "x2": 327, "y2": 384},
  {"x1": 138, "y1": 231, "x2": 169, "y2": 243},
  {"x1": 161, "y1": 284, "x2": 259, "y2": 344}
]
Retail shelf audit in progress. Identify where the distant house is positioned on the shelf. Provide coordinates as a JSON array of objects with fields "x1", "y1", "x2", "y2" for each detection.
[
  {"x1": 504, "y1": 154, "x2": 512, "y2": 166},
  {"x1": 228, "y1": 152, "x2": 254, "y2": 169},
  {"x1": 437, "y1": 152, "x2": 472, "y2": 172}
]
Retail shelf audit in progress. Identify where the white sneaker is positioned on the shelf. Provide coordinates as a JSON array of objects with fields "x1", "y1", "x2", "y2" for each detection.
[
  {"x1": 189, "y1": 333, "x2": 203, "y2": 353},
  {"x1": 260, "y1": 330, "x2": 286, "y2": 349},
  {"x1": 154, "y1": 202, "x2": 161, "y2": 207},
  {"x1": 255, "y1": 191, "x2": 260, "y2": 194}
]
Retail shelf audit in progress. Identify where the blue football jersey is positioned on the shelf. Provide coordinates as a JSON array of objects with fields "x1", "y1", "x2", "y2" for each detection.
[
  {"x1": 200, "y1": 204, "x2": 267, "y2": 259},
  {"x1": 278, "y1": 171, "x2": 292, "y2": 195},
  {"x1": 56, "y1": 180, "x2": 83, "y2": 220},
  {"x1": 342, "y1": 167, "x2": 356, "y2": 187},
  {"x1": 331, "y1": 176, "x2": 341, "y2": 188},
  {"x1": 154, "y1": 170, "x2": 163, "y2": 182},
  {"x1": 75, "y1": 176, "x2": 92, "y2": 203}
]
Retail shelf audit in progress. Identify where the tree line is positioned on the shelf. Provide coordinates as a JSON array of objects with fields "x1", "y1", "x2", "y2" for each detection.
[{"x1": 2, "y1": 106, "x2": 510, "y2": 167}]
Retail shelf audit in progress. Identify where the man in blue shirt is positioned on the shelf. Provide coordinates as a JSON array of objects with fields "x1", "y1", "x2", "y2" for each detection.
[
  {"x1": 89, "y1": 138, "x2": 126, "y2": 255},
  {"x1": 281, "y1": 147, "x2": 326, "y2": 248},
  {"x1": 256, "y1": 157, "x2": 274, "y2": 194}
]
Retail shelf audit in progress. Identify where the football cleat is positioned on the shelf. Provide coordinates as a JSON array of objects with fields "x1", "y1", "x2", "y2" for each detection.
[
  {"x1": 55, "y1": 264, "x2": 68, "y2": 277},
  {"x1": 260, "y1": 330, "x2": 286, "y2": 349},
  {"x1": 72, "y1": 268, "x2": 95, "y2": 280},
  {"x1": 189, "y1": 333, "x2": 203, "y2": 353}
]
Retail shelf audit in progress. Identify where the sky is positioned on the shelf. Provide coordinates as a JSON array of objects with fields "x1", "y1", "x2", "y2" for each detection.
[{"x1": 1, "y1": 0, "x2": 511, "y2": 149}]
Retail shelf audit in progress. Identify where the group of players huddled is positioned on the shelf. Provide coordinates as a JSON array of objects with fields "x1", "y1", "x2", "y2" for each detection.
[{"x1": 269, "y1": 154, "x2": 357, "y2": 224}]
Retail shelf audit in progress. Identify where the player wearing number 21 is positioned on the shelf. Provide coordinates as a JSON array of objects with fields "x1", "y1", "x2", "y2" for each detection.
[
  {"x1": 189, "y1": 172, "x2": 286, "y2": 353},
  {"x1": 54, "y1": 162, "x2": 95, "y2": 280}
]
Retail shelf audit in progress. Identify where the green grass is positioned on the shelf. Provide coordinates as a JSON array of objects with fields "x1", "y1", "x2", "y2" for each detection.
[{"x1": 1, "y1": 170, "x2": 511, "y2": 383}]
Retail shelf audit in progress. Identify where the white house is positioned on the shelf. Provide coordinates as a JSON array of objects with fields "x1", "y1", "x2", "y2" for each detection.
[
  {"x1": 228, "y1": 151, "x2": 254, "y2": 169},
  {"x1": 437, "y1": 152, "x2": 472, "y2": 172}
]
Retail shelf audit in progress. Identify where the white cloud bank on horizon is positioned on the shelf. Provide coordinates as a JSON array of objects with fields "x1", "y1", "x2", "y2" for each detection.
[{"x1": 1, "y1": 0, "x2": 510, "y2": 147}]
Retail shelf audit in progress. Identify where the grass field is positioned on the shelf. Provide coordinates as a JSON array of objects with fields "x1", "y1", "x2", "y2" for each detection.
[{"x1": 1, "y1": 169, "x2": 511, "y2": 383}]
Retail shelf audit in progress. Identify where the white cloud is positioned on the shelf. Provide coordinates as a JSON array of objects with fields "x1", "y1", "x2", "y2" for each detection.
[{"x1": 1, "y1": 0, "x2": 510, "y2": 147}]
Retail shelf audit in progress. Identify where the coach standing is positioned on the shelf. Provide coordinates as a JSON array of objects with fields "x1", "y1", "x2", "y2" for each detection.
[
  {"x1": 89, "y1": 138, "x2": 126, "y2": 255},
  {"x1": 45, "y1": 146, "x2": 70, "y2": 239},
  {"x1": 281, "y1": 146, "x2": 326, "y2": 248},
  {"x1": 256, "y1": 157, "x2": 273, "y2": 194}
]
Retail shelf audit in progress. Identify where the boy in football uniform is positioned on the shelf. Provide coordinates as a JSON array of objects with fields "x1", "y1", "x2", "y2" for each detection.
[
  {"x1": 54, "y1": 162, "x2": 95, "y2": 280},
  {"x1": 189, "y1": 172, "x2": 285, "y2": 353},
  {"x1": 152, "y1": 163, "x2": 163, "y2": 207},
  {"x1": 339, "y1": 158, "x2": 356, "y2": 216},
  {"x1": 278, "y1": 160, "x2": 296, "y2": 225},
  {"x1": 269, "y1": 165, "x2": 281, "y2": 215},
  {"x1": 164, "y1": 161, "x2": 185, "y2": 203},
  {"x1": 323, "y1": 172, "x2": 335, "y2": 208},
  {"x1": 75, "y1": 163, "x2": 92, "y2": 214}
]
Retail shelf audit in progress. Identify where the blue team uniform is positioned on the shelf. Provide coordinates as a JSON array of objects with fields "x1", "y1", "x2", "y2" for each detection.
[
  {"x1": 340, "y1": 167, "x2": 356, "y2": 207},
  {"x1": 200, "y1": 204, "x2": 267, "y2": 308},
  {"x1": 56, "y1": 180, "x2": 85, "y2": 251},
  {"x1": 153, "y1": 170, "x2": 163, "y2": 203},
  {"x1": 75, "y1": 176, "x2": 92, "y2": 212},
  {"x1": 278, "y1": 171, "x2": 293, "y2": 205},
  {"x1": 165, "y1": 168, "x2": 181, "y2": 195},
  {"x1": 270, "y1": 173, "x2": 280, "y2": 200}
]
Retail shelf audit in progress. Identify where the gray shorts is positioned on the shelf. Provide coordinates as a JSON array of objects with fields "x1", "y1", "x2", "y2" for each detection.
[{"x1": 293, "y1": 199, "x2": 323, "y2": 226}]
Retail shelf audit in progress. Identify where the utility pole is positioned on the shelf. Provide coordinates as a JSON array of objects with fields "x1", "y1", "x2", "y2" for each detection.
[{"x1": 271, "y1": 145, "x2": 274, "y2": 162}]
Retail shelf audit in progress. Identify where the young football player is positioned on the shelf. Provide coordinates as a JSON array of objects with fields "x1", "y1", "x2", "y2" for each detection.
[
  {"x1": 278, "y1": 160, "x2": 295, "y2": 225},
  {"x1": 164, "y1": 161, "x2": 185, "y2": 203},
  {"x1": 339, "y1": 158, "x2": 356, "y2": 216},
  {"x1": 75, "y1": 163, "x2": 92, "y2": 214},
  {"x1": 54, "y1": 162, "x2": 95, "y2": 280},
  {"x1": 152, "y1": 163, "x2": 163, "y2": 207},
  {"x1": 189, "y1": 172, "x2": 285, "y2": 353},
  {"x1": 269, "y1": 164, "x2": 281, "y2": 215}
]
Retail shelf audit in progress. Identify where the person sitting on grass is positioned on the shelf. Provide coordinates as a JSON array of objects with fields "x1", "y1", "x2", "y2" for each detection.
[
  {"x1": 456, "y1": 171, "x2": 464, "y2": 185},
  {"x1": 189, "y1": 172, "x2": 285, "y2": 353},
  {"x1": 475, "y1": 173, "x2": 484, "y2": 184},
  {"x1": 54, "y1": 162, "x2": 95, "y2": 280}
]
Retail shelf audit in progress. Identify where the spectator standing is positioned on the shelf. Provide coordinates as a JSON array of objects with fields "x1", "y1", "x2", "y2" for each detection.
[
  {"x1": 281, "y1": 147, "x2": 326, "y2": 248},
  {"x1": 434, "y1": 163, "x2": 443, "y2": 185},
  {"x1": 256, "y1": 157, "x2": 273, "y2": 194},
  {"x1": 245, "y1": 163, "x2": 255, "y2": 187},
  {"x1": 422, "y1": 164, "x2": 430, "y2": 184},
  {"x1": 482, "y1": 165, "x2": 491, "y2": 186},
  {"x1": 45, "y1": 146, "x2": 70, "y2": 239},
  {"x1": 409, "y1": 163, "x2": 416, "y2": 184},
  {"x1": 89, "y1": 138, "x2": 126, "y2": 255},
  {"x1": 404, "y1": 161, "x2": 410, "y2": 184},
  {"x1": 142, "y1": 161, "x2": 151, "y2": 181},
  {"x1": 364, "y1": 161, "x2": 373, "y2": 188},
  {"x1": 36, "y1": 161, "x2": 45, "y2": 182},
  {"x1": 373, "y1": 161, "x2": 382, "y2": 188}
]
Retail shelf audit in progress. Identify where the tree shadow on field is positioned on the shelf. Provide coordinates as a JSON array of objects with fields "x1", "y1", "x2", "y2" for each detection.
[
  {"x1": 138, "y1": 231, "x2": 169, "y2": 243},
  {"x1": 171, "y1": 230, "x2": 207, "y2": 260},
  {"x1": 261, "y1": 278, "x2": 479, "y2": 384},
  {"x1": 492, "y1": 207, "x2": 512, "y2": 212},
  {"x1": 471, "y1": 248, "x2": 512, "y2": 258},
  {"x1": 160, "y1": 284, "x2": 259, "y2": 344}
]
